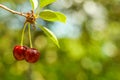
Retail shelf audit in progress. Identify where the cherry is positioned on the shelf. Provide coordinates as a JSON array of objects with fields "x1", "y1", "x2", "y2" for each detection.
[
  {"x1": 24, "y1": 48, "x2": 40, "y2": 63},
  {"x1": 13, "y1": 45, "x2": 27, "y2": 60}
]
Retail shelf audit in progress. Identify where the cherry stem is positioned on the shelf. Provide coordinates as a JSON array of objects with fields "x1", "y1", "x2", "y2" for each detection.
[
  {"x1": 28, "y1": 23, "x2": 33, "y2": 48},
  {"x1": 21, "y1": 22, "x2": 28, "y2": 46}
]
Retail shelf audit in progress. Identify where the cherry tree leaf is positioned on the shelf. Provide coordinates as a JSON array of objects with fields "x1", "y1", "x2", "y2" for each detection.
[
  {"x1": 30, "y1": 0, "x2": 38, "y2": 10},
  {"x1": 38, "y1": 25, "x2": 60, "y2": 48},
  {"x1": 55, "y1": 12, "x2": 67, "y2": 23},
  {"x1": 40, "y1": 0, "x2": 56, "y2": 8},
  {"x1": 39, "y1": 10, "x2": 66, "y2": 23}
]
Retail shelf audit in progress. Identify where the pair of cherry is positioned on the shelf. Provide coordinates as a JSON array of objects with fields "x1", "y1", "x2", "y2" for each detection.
[{"x1": 13, "y1": 45, "x2": 40, "y2": 63}]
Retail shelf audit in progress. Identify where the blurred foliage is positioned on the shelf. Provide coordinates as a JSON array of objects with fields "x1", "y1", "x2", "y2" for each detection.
[{"x1": 0, "y1": 0, "x2": 120, "y2": 80}]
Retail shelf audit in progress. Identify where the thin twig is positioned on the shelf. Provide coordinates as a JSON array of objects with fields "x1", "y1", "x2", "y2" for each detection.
[{"x1": 0, "y1": 4, "x2": 26, "y2": 17}]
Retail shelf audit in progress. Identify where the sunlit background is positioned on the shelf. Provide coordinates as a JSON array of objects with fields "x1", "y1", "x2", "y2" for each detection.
[{"x1": 0, "y1": 0, "x2": 120, "y2": 80}]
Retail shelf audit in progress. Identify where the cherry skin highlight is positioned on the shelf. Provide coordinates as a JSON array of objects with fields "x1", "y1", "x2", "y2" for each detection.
[
  {"x1": 13, "y1": 45, "x2": 27, "y2": 60},
  {"x1": 24, "y1": 48, "x2": 40, "y2": 63}
]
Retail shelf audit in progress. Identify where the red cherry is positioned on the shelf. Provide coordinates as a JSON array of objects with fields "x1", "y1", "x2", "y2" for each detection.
[
  {"x1": 13, "y1": 45, "x2": 27, "y2": 60},
  {"x1": 24, "y1": 48, "x2": 40, "y2": 63}
]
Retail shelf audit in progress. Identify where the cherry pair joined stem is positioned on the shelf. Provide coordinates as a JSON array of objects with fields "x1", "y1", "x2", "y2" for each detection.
[
  {"x1": 13, "y1": 22, "x2": 40, "y2": 63},
  {"x1": 13, "y1": 45, "x2": 40, "y2": 63}
]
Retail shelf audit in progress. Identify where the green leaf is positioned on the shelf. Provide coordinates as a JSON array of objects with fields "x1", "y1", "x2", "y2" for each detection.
[
  {"x1": 39, "y1": 10, "x2": 58, "y2": 21},
  {"x1": 39, "y1": 10, "x2": 66, "y2": 23},
  {"x1": 38, "y1": 25, "x2": 60, "y2": 48},
  {"x1": 55, "y1": 12, "x2": 67, "y2": 23},
  {"x1": 40, "y1": 0, "x2": 56, "y2": 8},
  {"x1": 30, "y1": 0, "x2": 38, "y2": 10}
]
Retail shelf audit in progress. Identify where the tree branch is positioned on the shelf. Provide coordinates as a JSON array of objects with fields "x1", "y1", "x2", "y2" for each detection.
[{"x1": 0, "y1": 4, "x2": 26, "y2": 17}]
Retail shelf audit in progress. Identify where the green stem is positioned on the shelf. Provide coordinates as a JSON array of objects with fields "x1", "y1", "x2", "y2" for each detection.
[
  {"x1": 21, "y1": 22, "x2": 28, "y2": 46},
  {"x1": 28, "y1": 23, "x2": 33, "y2": 48}
]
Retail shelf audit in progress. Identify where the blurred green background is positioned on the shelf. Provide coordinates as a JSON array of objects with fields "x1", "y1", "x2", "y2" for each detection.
[{"x1": 0, "y1": 0, "x2": 120, "y2": 80}]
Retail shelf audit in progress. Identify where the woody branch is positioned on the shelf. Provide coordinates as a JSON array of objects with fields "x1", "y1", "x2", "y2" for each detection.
[{"x1": 0, "y1": 4, "x2": 26, "y2": 17}]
